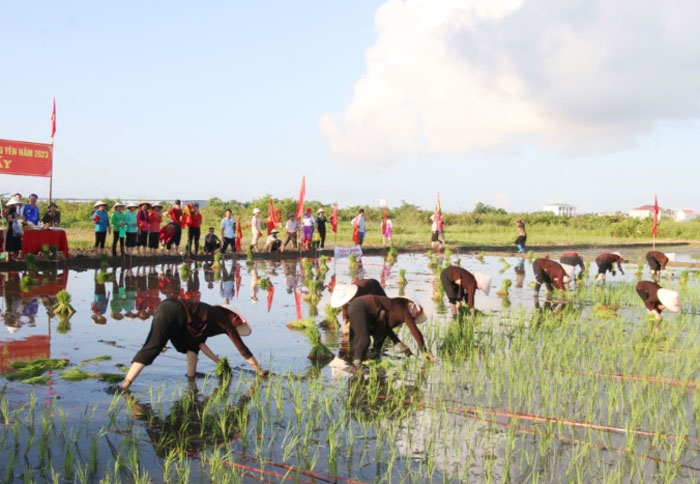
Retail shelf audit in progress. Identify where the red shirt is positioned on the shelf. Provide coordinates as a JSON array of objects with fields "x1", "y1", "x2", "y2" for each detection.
[{"x1": 187, "y1": 212, "x2": 202, "y2": 228}]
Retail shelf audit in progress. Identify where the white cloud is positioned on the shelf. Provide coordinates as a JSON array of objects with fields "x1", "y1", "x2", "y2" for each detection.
[{"x1": 321, "y1": 0, "x2": 700, "y2": 164}]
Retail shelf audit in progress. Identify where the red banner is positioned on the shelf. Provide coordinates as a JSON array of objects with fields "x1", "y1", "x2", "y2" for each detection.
[{"x1": 0, "y1": 139, "x2": 53, "y2": 177}]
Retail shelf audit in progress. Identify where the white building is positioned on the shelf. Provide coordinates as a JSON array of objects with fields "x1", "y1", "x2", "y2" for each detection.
[
  {"x1": 676, "y1": 209, "x2": 698, "y2": 222},
  {"x1": 543, "y1": 203, "x2": 576, "y2": 217}
]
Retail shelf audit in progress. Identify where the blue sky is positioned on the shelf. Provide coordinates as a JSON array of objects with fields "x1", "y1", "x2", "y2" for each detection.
[{"x1": 2, "y1": 0, "x2": 699, "y2": 214}]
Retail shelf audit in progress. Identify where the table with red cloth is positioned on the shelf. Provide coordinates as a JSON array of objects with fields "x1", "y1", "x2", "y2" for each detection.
[{"x1": 21, "y1": 229, "x2": 70, "y2": 258}]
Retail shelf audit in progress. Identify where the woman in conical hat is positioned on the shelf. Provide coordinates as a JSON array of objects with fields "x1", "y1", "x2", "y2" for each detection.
[
  {"x1": 595, "y1": 252, "x2": 624, "y2": 284},
  {"x1": 645, "y1": 251, "x2": 675, "y2": 280},
  {"x1": 636, "y1": 280, "x2": 679, "y2": 321}
]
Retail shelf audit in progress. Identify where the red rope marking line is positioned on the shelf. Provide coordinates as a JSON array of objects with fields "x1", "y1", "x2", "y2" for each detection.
[
  {"x1": 463, "y1": 411, "x2": 700, "y2": 474},
  {"x1": 552, "y1": 367, "x2": 697, "y2": 389},
  {"x1": 106, "y1": 428, "x2": 367, "y2": 484}
]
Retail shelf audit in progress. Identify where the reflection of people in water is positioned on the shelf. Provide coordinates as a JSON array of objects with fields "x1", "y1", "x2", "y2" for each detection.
[
  {"x1": 220, "y1": 262, "x2": 236, "y2": 304},
  {"x1": 513, "y1": 259, "x2": 526, "y2": 288},
  {"x1": 158, "y1": 264, "x2": 181, "y2": 299},
  {"x1": 121, "y1": 377, "x2": 260, "y2": 456},
  {"x1": 117, "y1": 299, "x2": 268, "y2": 390},
  {"x1": 249, "y1": 262, "x2": 260, "y2": 303},
  {"x1": 284, "y1": 262, "x2": 298, "y2": 294},
  {"x1": 92, "y1": 270, "x2": 110, "y2": 325}
]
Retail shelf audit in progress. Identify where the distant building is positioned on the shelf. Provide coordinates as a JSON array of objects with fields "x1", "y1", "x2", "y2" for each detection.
[
  {"x1": 676, "y1": 209, "x2": 698, "y2": 222},
  {"x1": 630, "y1": 204, "x2": 673, "y2": 219},
  {"x1": 542, "y1": 203, "x2": 576, "y2": 217}
]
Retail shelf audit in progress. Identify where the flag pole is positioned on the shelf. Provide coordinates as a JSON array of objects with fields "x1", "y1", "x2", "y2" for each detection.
[{"x1": 49, "y1": 97, "x2": 56, "y2": 203}]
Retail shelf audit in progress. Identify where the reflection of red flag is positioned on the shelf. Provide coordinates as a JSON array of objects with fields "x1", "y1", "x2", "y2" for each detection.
[
  {"x1": 330, "y1": 203, "x2": 338, "y2": 233},
  {"x1": 266, "y1": 284, "x2": 275, "y2": 312},
  {"x1": 294, "y1": 290, "x2": 303, "y2": 320},
  {"x1": 234, "y1": 262, "x2": 241, "y2": 299},
  {"x1": 295, "y1": 176, "x2": 306, "y2": 220},
  {"x1": 652, "y1": 195, "x2": 659, "y2": 237},
  {"x1": 50, "y1": 98, "x2": 56, "y2": 138},
  {"x1": 235, "y1": 216, "x2": 242, "y2": 252}
]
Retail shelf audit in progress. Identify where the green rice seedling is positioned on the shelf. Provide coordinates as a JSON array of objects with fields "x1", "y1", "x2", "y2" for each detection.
[
  {"x1": 476, "y1": 252, "x2": 485, "y2": 263},
  {"x1": 179, "y1": 263, "x2": 191, "y2": 279},
  {"x1": 286, "y1": 317, "x2": 315, "y2": 331},
  {"x1": 322, "y1": 303, "x2": 340, "y2": 326},
  {"x1": 301, "y1": 258, "x2": 313, "y2": 278},
  {"x1": 319, "y1": 255, "x2": 329, "y2": 272},
  {"x1": 4, "y1": 359, "x2": 69, "y2": 382},
  {"x1": 499, "y1": 257, "x2": 511, "y2": 272},
  {"x1": 211, "y1": 252, "x2": 222, "y2": 271},
  {"x1": 56, "y1": 316, "x2": 71, "y2": 334},
  {"x1": 214, "y1": 357, "x2": 232, "y2": 377},
  {"x1": 78, "y1": 355, "x2": 111, "y2": 365},
  {"x1": 20, "y1": 274, "x2": 37, "y2": 290},
  {"x1": 398, "y1": 269, "x2": 407, "y2": 287},
  {"x1": 348, "y1": 253, "x2": 358, "y2": 271},
  {"x1": 496, "y1": 279, "x2": 512, "y2": 296},
  {"x1": 257, "y1": 277, "x2": 271, "y2": 290},
  {"x1": 96, "y1": 270, "x2": 114, "y2": 283},
  {"x1": 306, "y1": 325, "x2": 334, "y2": 361},
  {"x1": 246, "y1": 245, "x2": 254, "y2": 264},
  {"x1": 60, "y1": 368, "x2": 124, "y2": 383}
]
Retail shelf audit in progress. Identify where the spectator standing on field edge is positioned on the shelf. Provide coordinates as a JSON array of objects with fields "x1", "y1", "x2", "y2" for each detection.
[{"x1": 514, "y1": 219, "x2": 527, "y2": 253}]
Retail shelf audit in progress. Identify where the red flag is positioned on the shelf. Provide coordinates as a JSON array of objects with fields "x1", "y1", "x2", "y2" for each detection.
[
  {"x1": 652, "y1": 195, "x2": 659, "y2": 237},
  {"x1": 235, "y1": 216, "x2": 242, "y2": 252},
  {"x1": 352, "y1": 216, "x2": 360, "y2": 245},
  {"x1": 435, "y1": 192, "x2": 442, "y2": 217},
  {"x1": 330, "y1": 203, "x2": 338, "y2": 233},
  {"x1": 267, "y1": 199, "x2": 277, "y2": 235},
  {"x1": 295, "y1": 176, "x2": 306, "y2": 220},
  {"x1": 50, "y1": 98, "x2": 56, "y2": 138},
  {"x1": 381, "y1": 205, "x2": 388, "y2": 235}
]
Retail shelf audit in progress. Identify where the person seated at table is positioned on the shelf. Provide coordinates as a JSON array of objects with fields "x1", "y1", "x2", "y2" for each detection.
[
  {"x1": 22, "y1": 194, "x2": 40, "y2": 226},
  {"x1": 203, "y1": 227, "x2": 221, "y2": 255},
  {"x1": 42, "y1": 202, "x2": 61, "y2": 227}
]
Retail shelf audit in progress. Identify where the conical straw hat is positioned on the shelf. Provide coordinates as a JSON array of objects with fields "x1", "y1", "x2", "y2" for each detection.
[
  {"x1": 473, "y1": 272, "x2": 492, "y2": 296},
  {"x1": 657, "y1": 289, "x2": 680, "y2": 313},
  {"x1": 331, "y1": 284, "x2": 358, "y2": 308}
]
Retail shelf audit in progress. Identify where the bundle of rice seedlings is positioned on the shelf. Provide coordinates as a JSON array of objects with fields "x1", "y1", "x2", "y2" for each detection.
[
  {"x1": 257, "y1": 278, "x2": 272, "y2": 290},
  {"x1": 286, "y1": 317, "x2": 316, "y2": 331},
  {"x1": 57, "y1": 317, "x2": 71, "y2": 334},
  {"x1": 211, "y1": 252, "x2": 222, "y2": 271},
  {"x1": 397, "y1": 269, "x2": 407, "y2": 287},
  {"x1": 348, "y1": 254, "x2": 358, "y2": 271},
  {"x1": 53, "y1": 290, "x2": 76, "y2": 316},
  {"x1": 215, "y1": 357, "x2": 232, "y2": 377},
  {"x1": 60, "y1": 369, "x2": 123, "y2": 383},
  {"x1": 496, "y1": 279, "x2": 512, "y2": 296},
  {"x1": 319, "y1": 255, "x2": 329, "y2": 273},
  {"x1": 306, "y1": 325, "x2": 334, "y2": 361},
  {"x1": 4, "y1": 359, "x2": 69, "y2": 382}
]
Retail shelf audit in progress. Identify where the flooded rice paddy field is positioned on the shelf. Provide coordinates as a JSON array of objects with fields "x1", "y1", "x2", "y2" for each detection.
[{"x1": 2, "y1": 245, "x2": 700, "y2": 482}]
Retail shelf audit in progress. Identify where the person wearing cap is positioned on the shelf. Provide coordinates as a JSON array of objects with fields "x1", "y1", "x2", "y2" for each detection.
[
  {"x1": 342, "y1": 295, "x2": 434, "y2": 368},
  {"x1": 3, "y1": 198, "x2": 23, "y2": 260},
  {"x1": 148, "y1": 203, "x2": 164, "y2": 255},
  {"x1": 92, "y1": 201, "x2": 110, "y2": 257},
  {"x1": 514, "y1": 219, "x2": 527, "y2": 253},
  {"x1": 124, "y1": 202, "x2": 139, "y2": 256},
  {"x1": 440, "y1": 266, "x2": 490, "y2": 317},
  {"x1": 595, "y1": 252, "x2": 624, "y2": 284},
  {"x1": 646, "y1": 251, "x2": 674, "y2": 280},
  {"x1": 636, "y1": 280, "x2": 680, "y2": 321},
  {"x1": 532, "y1": 258, "x2": 570, "y2": 296},
  {"x1": 282, "y1": 213, "x2": 299, "y2": 251},
  {"x1": 136, "y1": 202, "x2": 151, "y2": 256},
  {"x1": 22, "y1": 193, "x2": 39, "y2": 225},
  {"x1": 220, "y1": 209, "x2": 237, "y2": 255},
  {"x1": 42, "y1": 202, "x2": 61, "y2": 228},
  {"x1": 117, "y1": 299, "x2": 268, "y2": 390},
  {"x1": 111, "y1": 203, "x2": 127, "y2": 257},
  {"x1": 250, "y1": 208, "x2": 263, "y2": 252},
  {"x1": 315, "y1": 209, "x2": 328, "y2": 249},
  {"x1": 263, "y1": 229, "x2": 282, "y2": 252}
]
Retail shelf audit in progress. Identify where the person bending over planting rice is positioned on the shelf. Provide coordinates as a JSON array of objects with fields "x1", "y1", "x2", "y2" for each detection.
[
  {"x1": 116, "y1": 298, "x2": 268, "y2": 391},
  {"x1": 532, "y1": 258, "x2": 570, "y2": 296},
  {"x1": 635, "y1": 281, "x2": 679, "y2": 321},
  {"x1": 439, "y1": 266, "x2": 491, "y2": 318},
  {"x1": 645, "y1": 251, "x2": 675, "y2": 280},
  {"x1": 342, "y1": 295, "x2": 434, "y2": 369},
  {"x1": 331, "y1": 280, "x2": 387, "y2": 359},
  {"x1": 595, "y1": 252, "x2": 624, "y2": 284}
]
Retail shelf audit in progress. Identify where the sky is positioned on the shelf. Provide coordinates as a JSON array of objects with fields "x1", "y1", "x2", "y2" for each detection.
[{"x1": 1, "y1": 0, "x2": 699, "y2": 214}]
